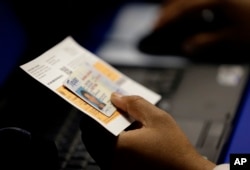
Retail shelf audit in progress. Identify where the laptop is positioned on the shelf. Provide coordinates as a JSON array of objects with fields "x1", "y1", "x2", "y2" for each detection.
[
  {"x1": 1, "y1": 1, "x2": 248, "y2": 169},
  {"x1": 95, "y1": 2, "x2": 250, "y2": 163}
]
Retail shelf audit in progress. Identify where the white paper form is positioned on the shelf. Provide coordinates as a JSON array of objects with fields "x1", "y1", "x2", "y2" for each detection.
[{"x1": 20, "y1": 36, "x2": 161, "y2": 136}]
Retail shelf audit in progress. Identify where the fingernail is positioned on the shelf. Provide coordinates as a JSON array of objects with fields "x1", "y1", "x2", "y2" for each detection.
[{"x1": 112, "y1": 92, "x2": 123, "y2": 98}]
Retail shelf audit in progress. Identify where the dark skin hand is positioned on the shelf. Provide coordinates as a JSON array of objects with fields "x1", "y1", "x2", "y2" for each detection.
[
  {"x1": 109, "y1": 93, "x2": 216, "y2": 170},
  {"x1": 154, "y1": 0, "x2": 250, "y2": 56}
]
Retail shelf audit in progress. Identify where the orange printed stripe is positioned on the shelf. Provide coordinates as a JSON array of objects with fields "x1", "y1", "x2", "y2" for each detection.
[{"x1": 94, "y1": 61, "x2": 120, "y2": 81}]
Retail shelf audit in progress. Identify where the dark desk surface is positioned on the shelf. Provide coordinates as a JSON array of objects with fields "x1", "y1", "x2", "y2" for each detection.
[{"x1": 220, "y1": 78, "x2": 250, "y2": 163}]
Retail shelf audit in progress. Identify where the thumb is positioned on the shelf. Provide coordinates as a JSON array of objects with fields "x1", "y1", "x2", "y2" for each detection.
[{"x1": 111, "y1": 93, "x2": 153, "y2": 124}]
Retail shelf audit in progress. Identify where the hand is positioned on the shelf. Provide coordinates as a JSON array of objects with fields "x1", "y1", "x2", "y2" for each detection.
[
  {"x1": 110, "y1": 93, "x2": 216, "y2": 170},
  {"x1": 155, "y1": 0, "x2": 250, "y2": 58}
]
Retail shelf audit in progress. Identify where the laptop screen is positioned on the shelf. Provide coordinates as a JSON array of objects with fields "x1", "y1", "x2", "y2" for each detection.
[{"x1": 218, "y1": 76, "x2": 250, "y2": 163}]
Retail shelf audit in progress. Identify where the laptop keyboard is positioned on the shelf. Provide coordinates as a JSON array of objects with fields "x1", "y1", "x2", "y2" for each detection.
[
  {"x1": 54, "y1": 108, "x2": 100, "y2": 170},
  {"x1": 117, "y1": 67, "x2": 183, "y2": 111},
  {"x1": 54, "y1": 67, "x2": 183, "y2": 170},
  {"x1": 117, "y1": 67, "x2": 183, "y2": 96}
]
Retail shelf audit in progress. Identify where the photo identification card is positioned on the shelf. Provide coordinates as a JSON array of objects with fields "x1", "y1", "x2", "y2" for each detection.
[{"x1": 64, "y1": 62, "x2": 127, "y2": 117}]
